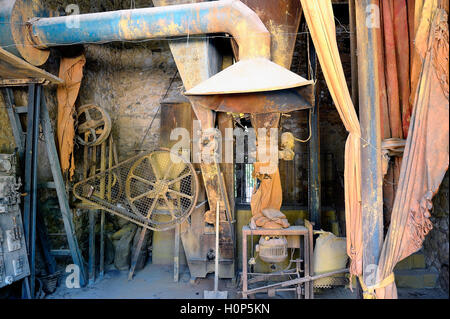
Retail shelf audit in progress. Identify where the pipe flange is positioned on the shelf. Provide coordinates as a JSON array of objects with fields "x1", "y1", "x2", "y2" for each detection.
[{"x1": 9, "y1": 0, "x2": 51, "y2": 66}]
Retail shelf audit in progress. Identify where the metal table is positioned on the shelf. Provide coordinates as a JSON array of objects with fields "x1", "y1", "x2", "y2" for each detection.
[{"x1": 241, "y1": 225, "x2": 312, "y2": 299}]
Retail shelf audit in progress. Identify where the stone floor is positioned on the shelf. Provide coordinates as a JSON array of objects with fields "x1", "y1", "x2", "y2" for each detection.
[{"x1": 47, "y1": 264, "x2": 449, "y2": 299}]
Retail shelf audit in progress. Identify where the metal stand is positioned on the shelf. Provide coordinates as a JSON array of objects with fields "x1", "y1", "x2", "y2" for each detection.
[
  {"x1": 241, "y1": 225, "x2": 312, "y2": 299},
  {"x1": 1, "y1": 85, "x2": 88, "y2": 295}
]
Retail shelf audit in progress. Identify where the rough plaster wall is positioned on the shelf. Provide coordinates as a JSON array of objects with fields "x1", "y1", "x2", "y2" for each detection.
[
  {"x1": 44, "y1": 0, "x2": 155, "y2": 13},
  {"x1": 75, "y1": 43, "x2": 182, "y2": 163},
  {"x1": 0, "y1": 95, "x2": 16, "y2": 154},
  {"x1": 424, "y1": 171, "x2": 449, "y2": 291}
]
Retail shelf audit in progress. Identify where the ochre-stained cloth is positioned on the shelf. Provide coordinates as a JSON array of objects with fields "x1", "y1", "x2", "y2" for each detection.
[
  {"x1": 251, "y1": 208, "x2": 290, "y2": 230},
  {"x1": 372, "y1": 6, "x2": 449, "y2": 299},
  {"x1": 56, "y1": 55, "x2": 86, "y2": 180},
  {"x1": 378, "y1": 0, "x2": 410, "y2": 229},
  {"x1": 250, "y1": 162, "x2": 284, "y2": 228},
  {"x1": 300, "y1": 0, "x2": 362, "y2": 277}
]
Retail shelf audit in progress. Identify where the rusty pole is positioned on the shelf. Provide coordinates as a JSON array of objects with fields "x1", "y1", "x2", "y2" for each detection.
[
  {"x1": 355, "y1": 0, "x2": 384, "y2": 291},
  {"x1": 349, "y1": 0, "x2": 359, "y2": 107},
  {"x1": 307, "y1": 34, "x2": 321, "y2": 229}
]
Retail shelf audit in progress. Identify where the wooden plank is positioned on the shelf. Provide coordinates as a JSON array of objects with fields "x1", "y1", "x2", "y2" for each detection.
[
  {"x1": 99, "y1": 141, "x2": 107, "y2": 280},
  {"x1": 174, "y1": 224, "x2": 180, "y2": 282},
  {"x1": 0, "y1": 47, "x2": 62, "y2": 85},
  {"x1": 242, "y1": 228, "x2": 248, "y2": 299},
  {"x1": 40, "y1": 93, "x2": 87, "y2": 287},
  {"x1": 88, "y1": 145, "x2": 97, "y2": 286},
  {"x1": 305, "y1": 220, "x2": 314, "y2": 298},
  {"x1": 50, "y1": 249, "x2": 71, "y2": 256},
  {"x1": 218, "y1": 112, "x2": 235, "y2": 217}
]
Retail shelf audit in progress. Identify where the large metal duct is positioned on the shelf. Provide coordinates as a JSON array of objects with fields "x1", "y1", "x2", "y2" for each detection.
[{"x1": 1, "y1": 0, "x2": 269, "y2": 65}]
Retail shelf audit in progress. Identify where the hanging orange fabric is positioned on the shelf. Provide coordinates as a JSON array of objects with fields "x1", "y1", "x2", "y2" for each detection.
[
  {"x1": 250, "y1": 162, "x2": 284, "y2": 228},
  {"x1": 392, "y1": 0, "x2": 412, "y2": 138},
  {"x1": 379, "y1": 0, "x2": 409, "y2": 228},
  {"x1": 56, "y1": 54, "x2": 86, "y2": 180},
  {"x1": 300, "y1": 0, "x2": 362, "y2": 277},
  {"x1": 374, "y1": 5, "x2": 449, "y2": 299}
]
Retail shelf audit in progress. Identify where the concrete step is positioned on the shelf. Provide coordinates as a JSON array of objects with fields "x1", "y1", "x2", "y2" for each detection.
[
  {"x1": 394, "y1": 268, "x2": 439, "y2": 289},
  {"x1": 394, "y1": 252, "x2": 426, "y2": 270}
]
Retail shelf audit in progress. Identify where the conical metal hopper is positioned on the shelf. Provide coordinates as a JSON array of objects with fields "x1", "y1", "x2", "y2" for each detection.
[{"x1": 184, "y1": 58, "x2": 314, "y2": 114}]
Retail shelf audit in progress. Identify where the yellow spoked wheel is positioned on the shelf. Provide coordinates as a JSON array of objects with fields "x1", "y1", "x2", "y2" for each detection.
[{"x1": 125, "y1": 149, "x2": 198, "y2": 231}]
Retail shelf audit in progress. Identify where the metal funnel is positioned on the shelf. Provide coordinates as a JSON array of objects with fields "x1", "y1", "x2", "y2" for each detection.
[{"x1": 184, "y1": 58, "x2": 314, "y2": 114}]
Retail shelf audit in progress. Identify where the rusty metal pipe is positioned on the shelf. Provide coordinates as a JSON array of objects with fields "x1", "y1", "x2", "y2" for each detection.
[{"x1": 29, "y1": 0, "x2": 270, "y2": 61}]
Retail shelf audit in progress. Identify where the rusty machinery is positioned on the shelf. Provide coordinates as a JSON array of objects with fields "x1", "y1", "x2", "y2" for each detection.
[
  {"x1": 76, "y1": 104, "x2": 112, "y2": 147},
  {"x1": 0, "y1": 0, "x2": 315, "y2": 281},
  {"x1": 73, "y1": 149, "x2": 199, "y2": 231},
  {"x1": 0, "y1": 153, "x2": 30, "y2": 289}
]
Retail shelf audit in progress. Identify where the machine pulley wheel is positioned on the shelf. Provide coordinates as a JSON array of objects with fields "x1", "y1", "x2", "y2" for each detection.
[
  {"x1": 125, "y1": 149, "x2": 199, "y2": 231},
  {"x1": 76, "y1": 104, "x2": 112, "y2": 146}
]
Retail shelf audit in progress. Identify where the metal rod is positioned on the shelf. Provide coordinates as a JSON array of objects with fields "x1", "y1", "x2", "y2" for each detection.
[
  {"x1": 23, "y1": 84, "x2": 35, "y2": 251},
  {"x1": 30, "y1": 84, "x2": 41, "y2": 299},
  {"x1": 21, "y1": 84, "x2": 36, "y2": 300},
  {"x1": 214, "y1": 200, "x2": 220, "y2": 292},
  {"x1": 245, "y1": 268, "x2": 349, "y2": 294}
]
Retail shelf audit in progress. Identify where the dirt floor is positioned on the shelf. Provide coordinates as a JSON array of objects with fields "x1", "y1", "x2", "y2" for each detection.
[{"x1": 47, "y1": 263, "x2": 448, "y2": 299}]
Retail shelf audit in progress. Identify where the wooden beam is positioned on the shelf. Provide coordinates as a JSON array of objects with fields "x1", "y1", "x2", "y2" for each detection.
[
  {"x1": 308, "y1": 35, "x2": 321, "y2": 229},
  {"x1": 355, "y1": 0, "x2": 384, "y2": 289},
  {"x1": 348, "y1": 0, "x2": 359, "y2": 107},
  {"x1": 0, "y1": 47, "x2": 62, "y2": 85}
]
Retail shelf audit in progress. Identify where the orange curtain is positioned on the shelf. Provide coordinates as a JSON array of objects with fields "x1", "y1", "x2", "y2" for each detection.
[
  {"x1": 300, "y1": 0, "x2": 363, "y2": 277},
  {"x1": 373, "y1": 4, "x2": 449, "y2": 299},
  {"x1": 378, "y1": 0, "x2": 412, "y2": 229},
  {"x1": 56, "y1": 54, "x2": 86, "y2": 180}
]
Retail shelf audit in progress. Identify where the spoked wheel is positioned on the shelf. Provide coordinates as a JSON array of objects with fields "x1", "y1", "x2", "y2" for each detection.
[
  {"x1": 125, "y1": 149, "x2": 198, "y2": 231},
  {"x1": 76, "y1": 104, "x2": 112, "y2": 146}
]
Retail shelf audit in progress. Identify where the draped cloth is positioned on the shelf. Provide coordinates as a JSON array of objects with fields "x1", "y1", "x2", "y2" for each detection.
[
  {"x1": 56, "y1": 54, "x2": 86, "y2": 180},
  {"x1": 250, "y1": 162, "x2": 285, "y2": 228},
  {"x1": 373, "y1": 5, "x2": 449, "y2": 299},
  {"x1": 300, "y1": 0, "x2": 363, "y2": 277},
  {"x1": 378, "y1": 0, "x2": 411, "y2": 229}
]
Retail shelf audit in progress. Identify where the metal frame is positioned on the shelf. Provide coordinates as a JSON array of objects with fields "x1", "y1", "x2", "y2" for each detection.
[
  {"x1": 1, "y1": 84, "x2": 88, "y2": 295},
  {"x1": 241, "y1": 225, "x2": 312, "y2": 299}
]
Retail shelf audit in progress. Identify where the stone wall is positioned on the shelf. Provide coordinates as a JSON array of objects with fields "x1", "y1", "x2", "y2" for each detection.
[{"x1": 424, "y1": 171, "x2": 449, "y2": 292}]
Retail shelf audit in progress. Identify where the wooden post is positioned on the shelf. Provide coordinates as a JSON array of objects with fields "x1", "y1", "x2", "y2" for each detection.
[
  {"x1": 308, "y1": 34, "x2": 321, "y2": 229},
  {"x1": 99, "y1": 141, "x2": 106, "y2": 279},
  {"x1": 349, "y1": 0, "x2": 359, "y2": 107},
  {"x1": 88, "y1": 145, "x2": 97, "y2": 286},
  {"x1": 242, "y1": 229, "x2": 248, "y2": 299},
  {"x1": 355, "y1": 0, "x2": 384, "y2": 291},
  {"x1": 40, "y1": 93, "x2": 87, "y2": 287}
]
